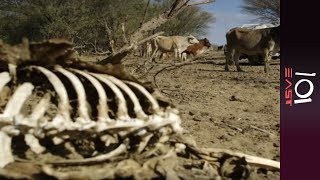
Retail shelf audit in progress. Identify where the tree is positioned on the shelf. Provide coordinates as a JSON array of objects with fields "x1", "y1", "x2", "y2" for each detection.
[
  {"x1": 0, "y1": 0, "x2": 215, "y2": 53},
  {"x1": 241, "y1": 0, "x2": 280, "y2": 22}
]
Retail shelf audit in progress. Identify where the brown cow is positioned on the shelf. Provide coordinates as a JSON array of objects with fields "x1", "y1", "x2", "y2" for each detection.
[
  {"x1": 224, "y1": 26, "x2": 280, "y2": 73},
  {"x1": 181, "y1": 38, "x2": 211, "y2": 61}
]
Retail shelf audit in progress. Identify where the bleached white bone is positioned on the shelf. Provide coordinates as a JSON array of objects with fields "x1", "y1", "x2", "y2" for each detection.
[
  {"x1": 1, "y1": 125, "x2": 20, "y2": 136},
  {"x1": 90, "y1": 73, "x2": 129, "y2": 120},
  {"x1": 124, "y1": 81, "x2": 161, "y2": 114},
  {"x1": 24, "y1": 134, "x2": 45, "y2": 154},
  {"x1": 15, "y1": 93, "x2": 51, "y2": 128},
  {"x1": 104, "y1": 75, "x2": 147, "y2": 120},
  {"x1": 29, "y1": 93, "x2": 51, "y2": 126},
  {"x1": 0, "y1": 72, "x2": 11, "y2": 93},
  {"x1": 8, "y1": 64, "x2": 17, "y2": 82},
  {"x1": 0, "y1": 83, "x2": 34, "y2": 122},
  {"x1": 30, "y1": 66, "x2": 73, "y2": 128},
  {"x1": 0, "y1": 131, "x2": 14, "y2": 168},
  {"x1": 70, "y1": 69, "x2": 111, "y2": 122},
  {"x1": 52, "y1": 137, "x2": 64, "y2": 145},
  {"x1": 55, "y1": 67, "x2": 95, "y2": 129}
]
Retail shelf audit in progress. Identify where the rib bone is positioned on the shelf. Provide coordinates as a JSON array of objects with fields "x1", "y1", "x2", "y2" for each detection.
[
  {"x1": 0, "y1": 83, "x2": 34, "y2": 123},
  {"x1": 55, "y1": 67, "x2": 95, "y2": 129},
  {"x1": 90, "y1": 73, "x2": 130, "y2": 120},
  {"x1": 0, "y1": 131, "x2": 14, "y2": 168},
  {"x1": 124, "y1": 81, "x2": 161, "y2": 114},
  {"x1": 70, "y1": 69, "x2": 112, "y2": 127},
  {"x1": 30, "y1": 66, "x2": 73, "y2": 130},
  {"x1": 104, "y1": 75, "x2": 147, "y2": 119}
]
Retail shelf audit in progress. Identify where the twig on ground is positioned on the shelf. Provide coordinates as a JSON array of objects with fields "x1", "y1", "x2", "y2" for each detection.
[
  {"x1": 202, "y1": 147, "x2": 280, "y2": 170},
  {"x1": 250, "y1": 125, "x2": 276, "y2": 138},
  {"x1": 224, "y1": 123, "x2": 243, "y2": 132}
]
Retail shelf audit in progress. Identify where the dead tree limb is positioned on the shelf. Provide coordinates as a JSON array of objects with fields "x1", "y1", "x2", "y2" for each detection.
[
  {"x1": 201, "y1": 147, "x2": 280, "y2": 170},
  {"x1": 98, "y1": 32, "x2": 164, "y2": 65},
  {"x1": 105, "y1": 22, "x2": 115, "y2": 54},
  {"x1": 140, "y1": 0, "x2": 151, "y2": 27},
  {"x1": 121, "y1": 22, "x2": 128, "y2": 44},
  {"x1": 98, "y1": 0, "x2": 215, "y2": 65},
  {"x1": 188, "y1": 0, "x2": 215, "y2": 6}
]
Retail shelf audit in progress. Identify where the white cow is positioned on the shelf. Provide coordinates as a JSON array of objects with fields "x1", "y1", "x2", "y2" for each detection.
[{"x1": 152, "y1": 35, "x2": 199, "y2": 62}]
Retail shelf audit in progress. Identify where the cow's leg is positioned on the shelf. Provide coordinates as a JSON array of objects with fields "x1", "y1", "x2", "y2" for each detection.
[
  {"x1": 264, "y1": 41, "x2": 276, "y2": 73},
  {"x1": 234, "y1": 51, "x2": 243, "y2": 72},
  {"x1": 174, "y1": 48, "x2": 180, "y2": 64},
  {"x1": 182, "y1": 52, "x2": 187, "y2": 61},
  {"x1": 263, "y1": 50, "x2": 272, "y2": 73},
  {"x1": 151, "y1": 40, "x2": 158, "y2": 63},
  {"x1": 224, "y1": 45, "x2": 233, "y2": 71},
  {"x1": 151, "y1": 48, "x2": 158, "y2": 63}
]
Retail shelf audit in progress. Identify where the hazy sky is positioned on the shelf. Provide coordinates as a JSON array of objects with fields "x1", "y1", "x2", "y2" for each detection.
[{"x1": 201, "y1": 0, "x2": 259, "y2": 45}]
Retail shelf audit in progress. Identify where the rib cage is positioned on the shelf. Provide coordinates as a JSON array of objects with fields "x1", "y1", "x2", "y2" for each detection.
[
  {"x1": 0, "y1": 40, "x2": 268, "y2": 179},
  {"x1": 0, "y1": 63, "x2": 182, "y2": 167}
]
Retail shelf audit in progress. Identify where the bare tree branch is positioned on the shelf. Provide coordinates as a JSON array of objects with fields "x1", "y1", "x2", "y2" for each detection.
[
  {"x1": 98, "y1": 0, "x2": 215, "y2": 65},
  {"x1": 241, "y1": 0, "x2": 280, "y2": 22},
  {"x1": 140, "y1": 0, "x2": 151, "y2": 27},
  {"x1": 98, "y1": 32, "x2": 164, "y2": 65},
  {"x1": 187, "y1": 0, "x2": 215, "y2": 7}
]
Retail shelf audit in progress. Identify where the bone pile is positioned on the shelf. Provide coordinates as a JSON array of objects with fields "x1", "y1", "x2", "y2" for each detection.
[{"x1": 0, "y1": 39, "x2": 278, "y2": 179}]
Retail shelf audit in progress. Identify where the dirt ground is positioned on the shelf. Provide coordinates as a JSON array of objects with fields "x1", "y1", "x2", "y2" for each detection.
[{"x1": 123, "y1": 50, "x2": 280, "y2": 178}]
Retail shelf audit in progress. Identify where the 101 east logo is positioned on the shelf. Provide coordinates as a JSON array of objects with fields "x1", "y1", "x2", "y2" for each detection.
[{"x1": 285, "y1": 68, "x2": 316, "y2": 106}]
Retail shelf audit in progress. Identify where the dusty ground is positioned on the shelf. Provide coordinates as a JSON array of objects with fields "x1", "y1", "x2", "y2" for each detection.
[{"x1": 123, "y1": 50, "x2": 280, "y2": 179}]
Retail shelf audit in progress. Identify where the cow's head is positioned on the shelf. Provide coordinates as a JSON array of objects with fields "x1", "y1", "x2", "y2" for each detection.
[
  {"x1": 187, "y1": 35, "x2": 199, "y2": 44},
  {"x1": 202, "y1": 38, "x2": 212, "y2": 48}
]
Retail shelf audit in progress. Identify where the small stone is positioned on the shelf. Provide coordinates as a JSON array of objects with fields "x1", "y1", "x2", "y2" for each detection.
[
  {"x1": 273, "y1": 142, "x2": 279, "y2": 147},
  {"x1": 200, "y1": 112, "x2": 209, "y2": 116},
  {"x1": 228, "y1": 132, "x2": 236, "y2": 136},
  {"x1": 189, "y1": 110, "x2": 196, "y2": 116},
  {"x1": 193, "y1": 115, "x2": 202, "y2": 122},
  {"x1": 229, "y1": 95, "x2": 237, "y2": 101}
]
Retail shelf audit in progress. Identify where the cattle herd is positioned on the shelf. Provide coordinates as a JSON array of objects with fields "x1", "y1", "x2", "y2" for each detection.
[{"x1": 137, "y1": 24, "x2": 280, "y2": 73}]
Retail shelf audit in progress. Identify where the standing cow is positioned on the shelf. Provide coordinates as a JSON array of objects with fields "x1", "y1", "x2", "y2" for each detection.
[
  {"x1": 151, "y1": 35, "x2": 199, "y2": 63},
  {"x1": 224, "y1": 25, "x2": 280, "y2": 73}
]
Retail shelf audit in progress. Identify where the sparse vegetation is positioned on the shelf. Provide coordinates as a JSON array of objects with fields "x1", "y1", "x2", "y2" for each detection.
[
  {"x1": 241, "y1": 0, "x2": 280, "y2": 22},
  {"x1": 0, "y1": 0, "x2": 214, "y2": 53}
]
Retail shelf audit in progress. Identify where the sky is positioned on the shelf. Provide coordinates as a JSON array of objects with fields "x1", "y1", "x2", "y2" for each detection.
[{"x1": 201, "y1": 0, "x2": 259, "y2": 45}]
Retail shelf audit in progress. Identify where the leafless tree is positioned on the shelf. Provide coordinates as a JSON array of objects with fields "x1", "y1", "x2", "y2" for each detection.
[{"x1": 241, "y1": 0, "x2": 280, "y2": 22}]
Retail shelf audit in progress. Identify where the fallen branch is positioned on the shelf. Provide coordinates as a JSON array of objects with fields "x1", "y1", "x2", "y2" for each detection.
[
  {"x1": 224, "y1": 123, "x2": 243, "y2": 132},
  {"x1": 202, "y1": 147, "x2": 280, "y2": 170},
  {"x1": 140, "y1": 0, "x2": 151, "y2": 27},
  {"x1": 98, "y1": 32, "x2": 164, "y2": 65},
  {"x1": 250, "y1": 125, "x2": 276, "y2": 138}
]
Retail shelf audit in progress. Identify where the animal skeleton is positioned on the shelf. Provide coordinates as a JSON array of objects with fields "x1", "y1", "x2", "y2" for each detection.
[{"x1": 0, "y1": 39, "x2": 279, "y2": 179}]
